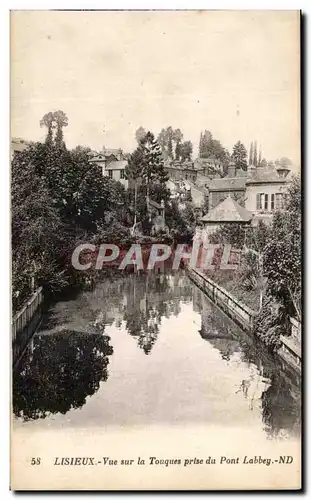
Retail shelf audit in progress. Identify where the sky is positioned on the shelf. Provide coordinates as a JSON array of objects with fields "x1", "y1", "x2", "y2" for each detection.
[{"x1": 11, "y1": 10, "x2": 300, "y2": 166}]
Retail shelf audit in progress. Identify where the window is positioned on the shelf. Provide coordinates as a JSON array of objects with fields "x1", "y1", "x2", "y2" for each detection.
[
  {"x1": 264, "y1": 194, "x2": 268, "y2": 210},
  {"x1": 271, "y1": 194, "x2": 275, "y2": 210},
  {"x1": 256, "y1": 193, "x2": 265, "y2": 210},
  {"x1": 108, "y1": 170, "x2": 113, "y2": 179},
  {"x1": 275, "y1": 193, "x2": 283, "y2": 210},
  {"x1": 120, "y1": 169, "x2": 125, "y2": 179}
]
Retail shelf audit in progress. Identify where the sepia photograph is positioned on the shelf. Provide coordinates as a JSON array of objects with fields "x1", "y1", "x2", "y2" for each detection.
[{"x1": 10, "y1": 9, "x2": 301, "y2": 491}]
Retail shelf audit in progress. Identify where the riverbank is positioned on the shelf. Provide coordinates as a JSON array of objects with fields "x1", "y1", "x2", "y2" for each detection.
[
  {"x1": 187, "y1": 267, "x2": 301, "y2": 373},
  {"x1": 205, "y1": 269, "x2": 260, "y2": 311}
]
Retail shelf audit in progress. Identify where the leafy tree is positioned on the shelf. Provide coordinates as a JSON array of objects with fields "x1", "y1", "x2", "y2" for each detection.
[
  {"x1": 249, "y1": 141, "x2": 254, "y2": 166},
  {"x1": 231, "y1": 141, "x2": 248, "y2": 171},
  {"x1": 199, "y1": 130, "x2": 212, "y2": 157},
  {"x1": 263, "y1": 176, "x2": 301, "y2": 320},
  {"x1": 180, "y1": 140, "x2": 193, "y2": 161},
  {"x1": 40, "y1": 110, "x2": 68, "y2": 148},
  {"x1": 135, "y1": 126, "x2": 147, "y2": 144},
  {"x1": 126, "y1": 148, "x2": 144, "y2": 227},
  {"x1": 253, "y1": 141, "x2": 258, "y2": 166},
  {"x1": 54, "y1": 110, "x2": 68, "y2": 148},
  {"x1": 258, "y1": 146, "x2": 262, "y2": 166}
]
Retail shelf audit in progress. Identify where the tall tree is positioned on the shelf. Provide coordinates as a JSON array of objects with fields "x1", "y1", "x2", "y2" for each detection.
[
  {"x1": 39, "y1": 110, "x2": 68, "y2": 148},
  {"x1": 139, "y1": 131, "x2": 168, "y2": 218},
  {"x1": 135, "y1": 126, "x2": 147, "y2": 144},
  {"x1": 40, "y1": 111, "x2": 55, "y2": 147},
  {"x1": 258, "y1": 146, "x2": 262, "y2": 166},
  {"x1": 231, "y1": 141, "x2": 248, "y2": 171},
  {"x1": 125, "y1": 148, "x2": 144, "y2": 227},
  {"x1": 253, "y1": 141, "x2": 258, "y2": 166},
  {"x1": 180, "y1": 141, "x2": 193, "y2": 162},
  {"x1": 249, "y1": 141, "x2": 254, "y2": 166},
  {"x1": 54, "y1": 110, "x2": 68, "y2": 148}
]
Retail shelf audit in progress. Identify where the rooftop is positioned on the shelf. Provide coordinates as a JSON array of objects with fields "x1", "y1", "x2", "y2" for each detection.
[
  {"x1": 209, "y1": 176, "x2": 246, "y2": 191},
  {"x1": 201, "y1": 196, "x2": 252, "y2": 223},
  {"x1": 246, "y1": 164, "x2": 289, "y2": 184},
  {"x1": 106, "y1": 160, "x2": 128, "y2": 170}
]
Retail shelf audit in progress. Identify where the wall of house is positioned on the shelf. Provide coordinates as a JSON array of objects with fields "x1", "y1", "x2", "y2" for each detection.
[
  {"x1": 190, "y1": 186, "x2": 207, "y2": 209},
  {"x1": 105, "y1": 169, "x2": 128, "y2": 188},
  {"x1": 245, "y1": 182, "x2": 287, "y2": 215},
  {"x1": 209, "y1": 190, "x2": 245, "y2": 209}
]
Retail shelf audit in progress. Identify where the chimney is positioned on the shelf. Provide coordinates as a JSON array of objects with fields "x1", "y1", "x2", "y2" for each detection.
[{"x1": 227, "y1": 160, "x2": 236, "y2": 178}]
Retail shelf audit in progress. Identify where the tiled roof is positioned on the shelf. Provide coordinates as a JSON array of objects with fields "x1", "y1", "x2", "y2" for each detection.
[
  {"x1": 209, "y1": 176, "x2": 246, "y2": 191},
  {"x1": 187, "y1": 179, "x2": 208, "y2": 195},
  {"x1": 201, "y1": 196, "x2": 252, "y2": 223},
  {"x1": 89, "y1": 153, "x2": 107, "y2": 162},
  {"x1": 246, "y1": 165, "x2": 287, "y2": 184},
  {"x1": 106, "y1": 160, "x2": 127, "y2": 171}
]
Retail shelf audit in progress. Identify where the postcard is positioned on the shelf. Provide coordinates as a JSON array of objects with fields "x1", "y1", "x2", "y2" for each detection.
[{"x1": 11, "y1": 10, "x2": 301, "y2": 491}]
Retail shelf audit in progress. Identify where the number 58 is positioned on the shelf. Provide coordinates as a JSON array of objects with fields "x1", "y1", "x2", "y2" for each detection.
[{"x1": 31, "y1": 457, "x2": 41, "y2": 465}]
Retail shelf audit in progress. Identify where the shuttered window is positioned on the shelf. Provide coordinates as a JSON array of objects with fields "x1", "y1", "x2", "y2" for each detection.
[{"x1": 264, "y1": 194, "x2": 268, "y2": 210}]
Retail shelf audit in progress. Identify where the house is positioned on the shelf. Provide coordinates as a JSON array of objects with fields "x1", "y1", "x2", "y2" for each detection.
[
  {"x1": 194, "y1": 156, "x2": 223, "y2": 177},
  {"x1": 104, "y1": 160, "x2": 128, "y2": 188},
  {"x1": 208, "y1": 161, "x2": 247, "y2": 210},
  {"x1": 164, "y1": 160, "x2": 203, "y2": 184},
  {"x1": 245, "y1": 162, "x2": 291, "y2": 225},
  {"x1": 89, "y1": 147, "x2": 128, "y2": 187},
  {"x1": 186, "y1": 180, "x2": 208, "y2": 213},
  {"x1": 199, "y1": 195, "x2": 253, "y2": 245}
]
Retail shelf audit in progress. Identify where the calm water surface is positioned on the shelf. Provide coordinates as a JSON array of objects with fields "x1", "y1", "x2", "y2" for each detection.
[{"x1": 13, "y1": 271, "x2": 301, "y2": 440}]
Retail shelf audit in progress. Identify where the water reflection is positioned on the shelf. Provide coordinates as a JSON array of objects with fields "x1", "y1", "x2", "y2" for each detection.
[
  {"x1": 13, "y1": 271, "x2": 300, "y2": 439},
  {"x1": 194, "y1": 286, "x2": 301, "y2": 438},
  {"x1": 122, "y1": 272, "x2": 193, "y2": 354},
  {"x1": 13, "y1": 331, "x2": 113, "y2": 421}
]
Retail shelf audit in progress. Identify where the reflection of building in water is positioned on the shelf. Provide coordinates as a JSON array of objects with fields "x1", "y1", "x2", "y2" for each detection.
[
  {"x1": 121, "y1": 272, "x2": 193, "y2": 354},
  {"x1": 198, "y1": 295, "x2": 241, "y2": 360}
]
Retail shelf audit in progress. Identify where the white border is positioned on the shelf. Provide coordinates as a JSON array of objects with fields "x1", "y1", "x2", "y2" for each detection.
[{"x1": 1, "y1": 2, "x2": 309, "y2": 498}]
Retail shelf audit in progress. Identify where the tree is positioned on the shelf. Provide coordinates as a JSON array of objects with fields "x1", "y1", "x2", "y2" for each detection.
[
  {"x1": 231, "y1": 141, "x2": 248, "y2": 171},
  {"x1": 258, "y1": 146, "x2": 262, "y2": 166},
  {"x1": 54, "y1": 110, "x2": 68, "y2": 147},
  {"x1": 180, "y1": 140, "x2": 193, "y2": 162},
  {"x1": 125, "y1": 148, "x2": 144, "y2": 227},
  {"x1": 40, "y1": 111, "x2": 55, "y2": 147},
  {"x1": 253, "y1": 141, "x2": 258, "y2": 166},
  {"x1": 40, "y1": 110, "x2": 68, "y2": 148},
  {"x1": 137, "y1": 131, "x2": 168, "y2": 219},
  {"x1": 157, "y1": 126, "x2": 184, "y2": 161},
  {"x1": 249, "y1": 142, "x2": 254, "y2": 166},
  {"x1": 135, "y1": 126, "x2": 147, "y2": 144},
  {"x1": 263, "y1": 175, "x2": 301, "y2": 319}
]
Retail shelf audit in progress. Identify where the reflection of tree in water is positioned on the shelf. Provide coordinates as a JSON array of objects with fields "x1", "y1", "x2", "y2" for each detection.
[
  {"x1": 13, "y1": 330, "x2": 113, "y2": 421},
  {"x1": 123, "y1": 272, "x2": 192, "y2": 354},
  {"x1": 196, "y1": 290, "x2": 301, "y2": 438},
  {"x1": 261, "y1": 371, "x2": 301, "y2": 439}
]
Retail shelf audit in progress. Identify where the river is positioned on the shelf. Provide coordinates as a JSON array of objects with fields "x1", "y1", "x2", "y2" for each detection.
[{"x1": 13, "y1": 270, "x2": 300, "y2": 441}]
